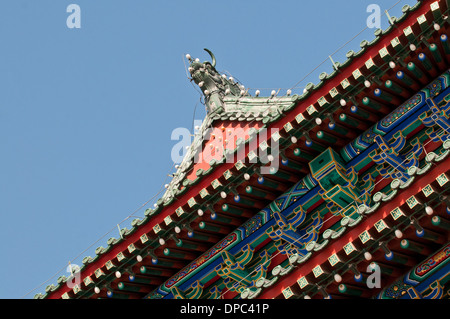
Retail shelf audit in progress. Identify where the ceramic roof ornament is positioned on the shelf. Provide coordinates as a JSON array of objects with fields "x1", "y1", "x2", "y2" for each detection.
[{"x1": 188, "y1": 48, "x2": 241, "y2": 113}]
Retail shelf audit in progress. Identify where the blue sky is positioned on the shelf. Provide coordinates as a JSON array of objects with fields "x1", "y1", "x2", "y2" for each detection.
[{"x1": 0, "y1": 0, "x2": 414, "y2": 298}]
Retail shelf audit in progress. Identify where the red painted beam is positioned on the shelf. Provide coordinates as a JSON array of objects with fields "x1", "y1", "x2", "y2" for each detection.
[
  {"x1": 259, "y1": 153, "x2": 450, "y2": 299},
  {"x1": 47, "y1": 0, "x2": 437, "y2": 299}
]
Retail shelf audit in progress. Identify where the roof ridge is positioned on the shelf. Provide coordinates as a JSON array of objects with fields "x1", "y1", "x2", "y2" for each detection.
[{"x1": 39, "y1": 0, "x2": 444, "y2": 299}]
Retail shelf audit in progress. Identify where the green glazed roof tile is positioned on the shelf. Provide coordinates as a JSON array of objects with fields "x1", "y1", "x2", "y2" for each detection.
[
  {"x1": 338, "y1": 56, "x2": 353, "y2": 69},
  {"x1": 41, "y1": 0, "x2": 437, "y2": 298},
  {"x1": 396, "y1": 7, "x2": 411, "y2": 23},
  {"x1": 360, "y1": 39, "x2": 369, "y2": 49},
  {"x1": 215, "y1": 156, "x2": 225, "y2": 165},
  {"x1": 236, "y1": 137, "x2": 245, "y2": 146},
  {"x1": 204, "y1": 166, "x2": 215, "y2": 175},
  {"x1": 119, "y1": 228, "x2": 128, "y2": 237},
  {"x1": 283, "y1": 103, "x2": 295, "y2": 112},
  {"x1": 305, "y1": 82, "x2": 314, "y2": 91},
  {"x1": 162, "y1": 197, "x2": 174, "y2": 207},
  {"x1": 57, "y1": 276, "x2": 67, "y2": 284},
  {"x1": 177, "y1": 186, "x2": 188, "y2": 195},
  {"x1": 190, "y1": 175, "x2": 201, "y2": 186},
  {"x1": 123, "y1": 227, "x2": 135, "y2": 236},
  {"x1": 107, "y1": 237, "x2": 119, "y2": 245},
  {"x1": 182, "y1": 179, "x2": 190, "y2": 187},
  {"x1": 45, "y1": 284, "x2": 56, "y2": 293},
  {"x1": 353, "y1": 46, "x2": 366, "y2": 58},
  {"x1": 270, "y1": 114, "x2": 282, "y2": 122},
  {"x1": 411, "y1": 2, "x2": 421, "y2": 11},
  {"x1": 152, "y1": 205, "x2": 162, "y2": 214},
  {"x1": 131, "y1": 218, "x2": 141, "y2": 227},
  {"x1": 95, "y1": 246, "x2": 106, "y2": 255},
  {"x1": 196, "y1": 168, "x2": 204, "y2": 177},
  {"x1": 313, "y1": 79, "x2": 325, "y2": 90},
  {"x1": 326, "y1": 68, "x2": 339, "y2": 80},
  {"x1": 137, "y1": 215, "x2": 149, "y2": 226}
]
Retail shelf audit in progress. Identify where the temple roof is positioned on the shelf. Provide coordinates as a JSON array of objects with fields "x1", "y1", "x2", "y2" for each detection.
[
  {"x1": 39, "y1": 0, "x2": 450, "y2": 299},
  {"x1": 157, "y1": 0, "x2": 431, "y2": 204}
]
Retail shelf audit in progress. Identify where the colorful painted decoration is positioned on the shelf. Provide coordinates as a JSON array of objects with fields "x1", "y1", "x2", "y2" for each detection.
[
  {"x1": 369, "y1": 132, "x2": 422, "y2": 183},
  {"x1": 214, "y1": 244, "x2": 277, "y2": 298},
  {"x1": 310, "y1": 148, "x2": 373, "y2": 218}
]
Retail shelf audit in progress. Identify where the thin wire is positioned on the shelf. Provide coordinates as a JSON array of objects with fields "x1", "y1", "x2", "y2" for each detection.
[
  {"x1": 287, "y1": 23, "x2": 371, "y2": 91},
  {"x1": 206, "y1": 1, "x2": 435, "y2": 297},
  {"x1": 249, "y1": 0, "x2": 402, "y2": 93},
  {"x1": 179, "y1": 0, "x2": 408, "y2": 185},
  {"x1": 288, "y1": 56, "x2": 333, "y2": 92},
  {"x1": 156, "y1": 6, "x2": 407, "y2": 293},
  {"x1": 386, "y1": 0, "x2": 403, "y2": 12},
  {"x1": 21, "y1": 177, "x2": 173, "y2": 299},
  {"x1": 27, "y1": 0, "x2": 413, "y2": 298},
  {"x1": 24, "y1": 59, "x2": 202, "y2": 297},
  {"x1": 191, "y1": 101, "x2": 199, "y2": 135},
  {"x1": 25, "y1": 53, "x2": 199, "y2": 298}
]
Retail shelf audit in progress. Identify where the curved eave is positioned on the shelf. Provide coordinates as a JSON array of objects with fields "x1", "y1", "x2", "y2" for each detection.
[{"x1": 41, "y1": 0, "x2": 447, "y2": 299}]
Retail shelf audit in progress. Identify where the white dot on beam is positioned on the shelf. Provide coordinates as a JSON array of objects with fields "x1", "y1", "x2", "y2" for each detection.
[{"x1": 334, "y1": 274, "x2": 342, "y2": 283}]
